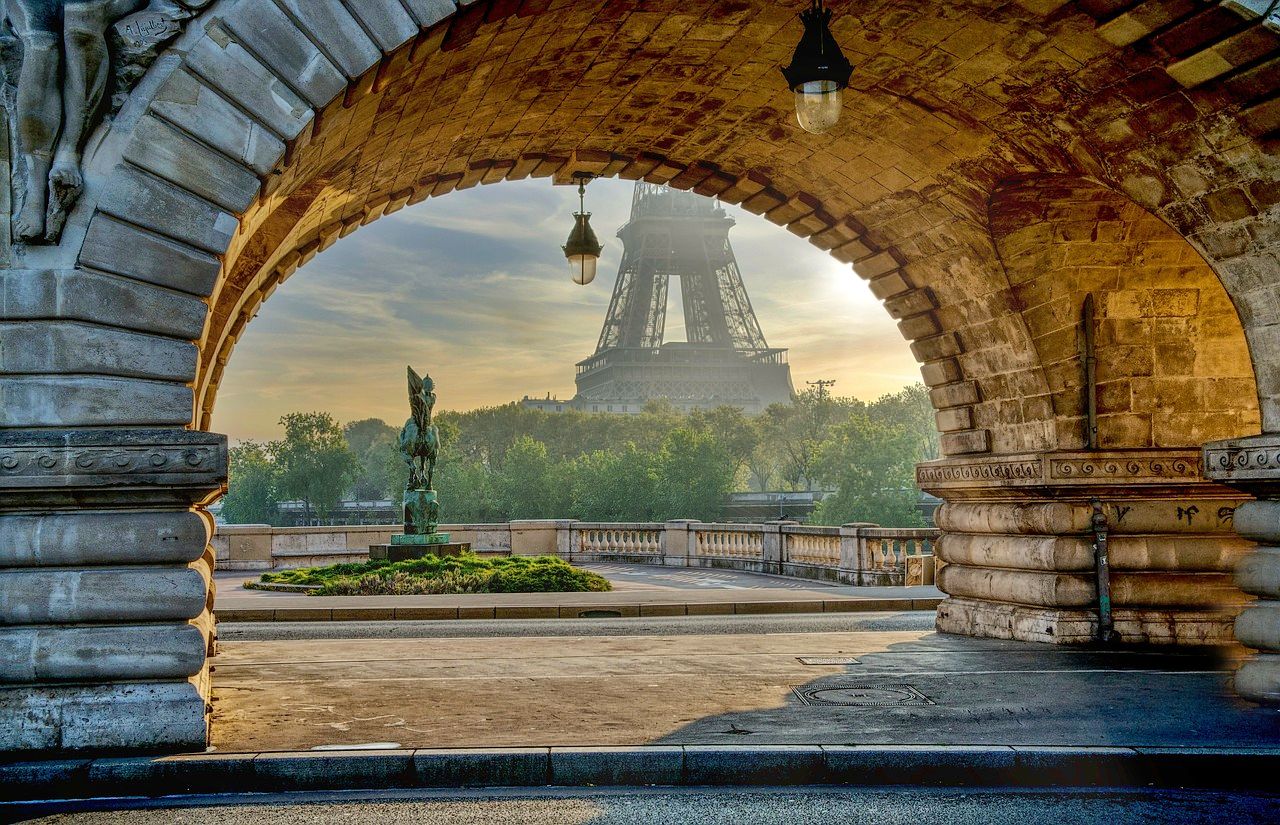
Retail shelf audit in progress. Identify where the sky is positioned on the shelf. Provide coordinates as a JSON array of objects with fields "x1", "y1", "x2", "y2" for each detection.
[{"x1": 212, "y1": 177, "x2": 921, "y2": 442}]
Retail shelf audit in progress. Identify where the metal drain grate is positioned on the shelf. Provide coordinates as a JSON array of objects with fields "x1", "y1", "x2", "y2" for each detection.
[
  {"x1": 796, "y1": 656, "x2": 860, "y2": 665},
  {"x1": 793, "y1": 683, "x2": 934, "y2": 707}
]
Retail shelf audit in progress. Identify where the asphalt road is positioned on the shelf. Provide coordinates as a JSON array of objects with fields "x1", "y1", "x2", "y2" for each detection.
[{"x1": 14, "y1": 786, "x2": 1280, "y2": 824}]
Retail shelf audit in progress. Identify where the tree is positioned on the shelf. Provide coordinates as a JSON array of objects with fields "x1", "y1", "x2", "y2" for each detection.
[
  {"x1": 760, "y1": 387, "x2": 857, "y2": 491},
  {"x1": 653, "y1": 427, "x2": 734, "y2": 521},
  {"x1": 569, "y1": 444, "x2": 660, "y2": 522},
  {"x1": 271, "y1": 412, "x2": 357, "y2": 524},
  {"x1": 343, "y1": 418, "x2": 402, "y2": 501},
  {"x1": 809, "y1": 411, "x2": 926, "y2": 527},
  {"x1": 867, "y1": 384, "x2": 939, "y2": 462},
  {"x1": 688, "y1": 405, "x2": 759, "y2": 486},
  {"x1": 491, "y1": 436, "x2": 571, "y2": 519},
  {"x1": 220, "y1": 441, "x2": 279, "y2": 525}
]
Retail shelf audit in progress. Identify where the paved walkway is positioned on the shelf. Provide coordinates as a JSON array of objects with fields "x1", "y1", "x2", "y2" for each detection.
[
  {"x1": 208, "y1": 612, "x2": 1280, "y2": 753},
  {"x1": 214, "y1": 566, "x2": 943, "y2": 621}
]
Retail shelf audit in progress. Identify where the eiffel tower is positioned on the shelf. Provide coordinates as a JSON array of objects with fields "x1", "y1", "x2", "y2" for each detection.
[{"x1": 567, "y1": 183, "x2": 795, "y2": 414}]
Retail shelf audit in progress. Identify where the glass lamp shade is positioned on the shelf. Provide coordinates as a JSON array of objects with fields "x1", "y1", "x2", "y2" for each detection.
[
  {"x1": 568, "y1": 253, "x2": 599, "y2": 285},
  {"x1": 563, "y1": 210, "x2": 603, "y2": 286},
  {"x1": 794, "y1": 80, "x2": 843, "y2": 134}
]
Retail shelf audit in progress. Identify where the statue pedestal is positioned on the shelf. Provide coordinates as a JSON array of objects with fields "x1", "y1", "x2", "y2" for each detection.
[{"x1": 371, "y1": 536, "x2": 471, "y2": 563}]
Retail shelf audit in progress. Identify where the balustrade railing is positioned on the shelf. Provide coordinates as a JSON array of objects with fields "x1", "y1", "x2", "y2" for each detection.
[
  {"x1": 782, "y1": 526, "x2": 842, "y2": 567},
  {"x1": 575, "y1": 523, "x2": 664, "y2": 557},
  {"x1": 693, "y1": 525, "x2": 766, "y2": 560},
  {"x1": 216, "y1": 519, "x2": 939, "y2": 585}
]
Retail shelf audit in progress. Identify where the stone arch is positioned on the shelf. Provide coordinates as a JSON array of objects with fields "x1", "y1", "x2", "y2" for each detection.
[{"x1": 4, "y1": 0, "x2": 1280, "y2": 752}]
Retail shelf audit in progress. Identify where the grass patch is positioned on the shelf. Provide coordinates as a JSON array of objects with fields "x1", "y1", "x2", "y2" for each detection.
[{"x1": 252, "y1": 553, "x2": 612, "y2": 596}]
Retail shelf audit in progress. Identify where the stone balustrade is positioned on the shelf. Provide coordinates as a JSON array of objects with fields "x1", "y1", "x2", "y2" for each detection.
[{"x1": 211, "y1": 519, "x2": 939, "y2": 586}]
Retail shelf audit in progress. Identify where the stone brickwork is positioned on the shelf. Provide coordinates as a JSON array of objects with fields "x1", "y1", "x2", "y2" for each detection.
[
  {"x1": 2, "y1": 0, "x2": 1280, "y2": 751},
  {"x1": 990, "y1": 175, "x2": 1261, "y2": 449}
]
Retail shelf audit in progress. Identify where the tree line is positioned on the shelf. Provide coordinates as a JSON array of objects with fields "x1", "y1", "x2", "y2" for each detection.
[{"x1": 219, "y1": 384, "x2": 939, "y2": 528}]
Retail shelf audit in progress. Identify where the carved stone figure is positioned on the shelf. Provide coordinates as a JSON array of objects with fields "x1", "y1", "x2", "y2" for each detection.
[
  {"x1": 0, "y1": 0, "x2": 208, "y2": 244},
  {"x1": 398, "y1": 366, "x2": 443, "y2": 538}
]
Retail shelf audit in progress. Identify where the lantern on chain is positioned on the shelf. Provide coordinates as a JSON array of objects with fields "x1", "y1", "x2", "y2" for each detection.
[
  {"x1": 781, "y1": 0, "x2": 853, "y2": 135},
  {"x1": 562, "y1": 173, "x2": 604, "y2": 285}
]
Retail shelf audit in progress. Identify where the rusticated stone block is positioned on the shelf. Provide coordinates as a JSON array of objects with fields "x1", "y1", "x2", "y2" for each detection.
[
  {"x1": 124, "y1": 116, "x2": 260, "y2": 213},
  {"x1": 0, "y1": 566, "x2": 208, "y2": 624},
  {"x1": 0, "y1": 681, "x2": 208, "y2": 751},
  {"x1": 0, "y1": 377, "x2": 193, "y2": 429},
  {"x1": 221, "y1": 0, "x2": 346, "y2": 108},
  {"x1": 0, "y1": 511, "x2": 209, "y2": 568},
  {"x1": 0, "y1": 623, "x2": 207, "y2": 683},
  {"x1": 184, "y1": 24, "x2": 313, "y2": 139},
  {"x1": 0, "y1": 321, "x2": 197, "y2": 383},
  {"x1": 274, "y1": 0, "x2": 381, "y2": 79},
  {"x1": 0, "y1": 269, "x2": 207, "y2": 341},
  {"x1": 95, "y1": 165, "x2": 237, "y2": 255}
]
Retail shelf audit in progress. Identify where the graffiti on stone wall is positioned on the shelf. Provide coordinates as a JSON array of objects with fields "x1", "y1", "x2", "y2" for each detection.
[{"x1": 0, "y1": 0, "x2": 211, "y2": 245}]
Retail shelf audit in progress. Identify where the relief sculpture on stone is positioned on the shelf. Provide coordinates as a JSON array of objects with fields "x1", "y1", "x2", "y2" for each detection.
[{"x1": 0, "y1": 0, "x2": 210, "y2": 245}]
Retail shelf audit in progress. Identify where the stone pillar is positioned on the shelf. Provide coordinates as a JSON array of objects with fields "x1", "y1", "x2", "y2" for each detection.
[
  {"x1": 0, "y1": 429, "x2": 227, "y2": 752},
  {"x1": 663, "y1": 520, "x2": 698, "y2": 567},
  {"x1": 918, "y1": 449, "x2": 1251, "y2": 645},
  {"x1": 1203, "y1": 435, "x2": 1280, "y2": 704},
  {"x1": 838, "y1": 522, "x2": 876, "y2": 584},
  {"x1": 761, "y1": 521, "x2": 786, "y2": 574}
]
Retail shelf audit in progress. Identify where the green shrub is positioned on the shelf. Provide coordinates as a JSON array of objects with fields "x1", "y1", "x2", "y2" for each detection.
[{"x1": 258, "y1": 552, "x2": 611, "y2": 596}]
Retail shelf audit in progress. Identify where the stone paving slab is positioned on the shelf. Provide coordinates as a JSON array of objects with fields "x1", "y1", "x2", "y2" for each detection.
[
  {"x1": 206, "y1": 620, "x2": 1280, "y2": 753},
  {"x1": 5, "y1": 745, "x2": 1280, "y2": 804}
]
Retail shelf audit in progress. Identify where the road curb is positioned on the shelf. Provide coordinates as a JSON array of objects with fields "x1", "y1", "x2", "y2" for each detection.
[
  {"x1": 215, "y1": 597, "x2": 943, "y2": 622},
  {"x1": 4, "y1": 745, "x2": 1279, "y2": 803}
]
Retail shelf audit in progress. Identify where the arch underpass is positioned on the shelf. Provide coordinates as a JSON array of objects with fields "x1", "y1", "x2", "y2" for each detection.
[{"x1": 1, "y1": 0, "x2": 1278, "y2": 752}]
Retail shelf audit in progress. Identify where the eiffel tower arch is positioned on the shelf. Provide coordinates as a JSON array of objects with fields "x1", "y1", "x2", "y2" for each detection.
[{"x1": 570, "y1": 183, "x2": 795, "y2": 414}]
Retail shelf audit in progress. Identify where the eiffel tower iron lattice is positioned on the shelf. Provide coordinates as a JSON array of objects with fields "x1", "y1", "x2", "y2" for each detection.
[{"x1": 560, "y1": 183, "x2": 794, "y2": 415}]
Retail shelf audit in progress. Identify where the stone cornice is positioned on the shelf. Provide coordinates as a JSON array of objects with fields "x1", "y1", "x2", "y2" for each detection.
[
  {"x1": 0, "y1": 429, "x2": 227, "y2": 510},
  {"x1": 1203, "y1": 435, "x2": 1280, "y2": 491},
  {"x1": 917, "y1": 448, "x2": 1228, "y2": 499}
]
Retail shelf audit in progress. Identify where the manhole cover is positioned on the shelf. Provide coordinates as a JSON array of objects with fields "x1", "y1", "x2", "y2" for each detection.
[
  {"x1": 796, "y1": 656, "x2": 860, "y2": 665},
  {"x1": 793, "y1": 684, "x2": 933, "y2": 706}
]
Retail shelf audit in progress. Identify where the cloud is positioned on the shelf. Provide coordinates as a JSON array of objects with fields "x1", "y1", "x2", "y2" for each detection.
[{"x1": 212, "y1": 178, "x2": 919, "y2": 441}]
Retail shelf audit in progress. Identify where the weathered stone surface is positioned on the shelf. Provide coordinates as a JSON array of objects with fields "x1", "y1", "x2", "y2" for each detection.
[
  {"x1": 124, "y1": 115, "x2": 261, "y2": 213},
  {"x1": 95, "y1": 165, "x2": 237, "y2": 255},
  {"x1": 402, "y1": 0, "x2": 457, "y2": 28},
  {"x1": 274, "y1": 0, "x2": 381, "y2": 79},
  {"x1": 0, "y1": 680, "x2": 208, "y2": 751},
  {"x1": 937, "y1": 564, "x2": 1242, "y2": 610},
  {"x1": 184, "y1": 23, "x2": 313, "y2": 140},
  {"x1": 937, "y1": 597, "x2": 1240, "y2": 646},
  {"x1": 221, "y1": 0, "x2": 347, "y2": 108},
  {"x1": 344, "y1": 0, "x2": 418, "y2": 52},
  {"x1": 0, "y1": 377, "x2": 193, "y2": 428},
  {"x1": 79, "y1": 215, "x2": 222, "y2": 298},
  {"x1": 0, "y1": 321, "x2": 196, "y2": 382},
  {"x1": 1236, "y1": 547, "x2": 1280, "y2": 598},
  {"x1": 0, "y1": 565, "x2": 208, "y2": 624},
  {"x1": 937, "y1": 533, "x2": 1251, "y2": 573},
  {"x1": 0, "y1": 429, "x2": 227, "y2": 508},
  {"x1": 0, "y1": 511, "x2": 209, "y2": 568},
  {"x1": 0, "y1": 269, "x2": 207, "y2": 340},
  {"x1": 148, "y1": 68, "x2": 285, "y2": 176},
  {"x1": 1235, "y1": 654, "x2": 1280, "y2": 704},
  {"x1": 0, "y1": 623, "x2": 206, "y2": 683},
  {"x1": 1235, "y1": 602, "x2": 1280, "y2": 651}
]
